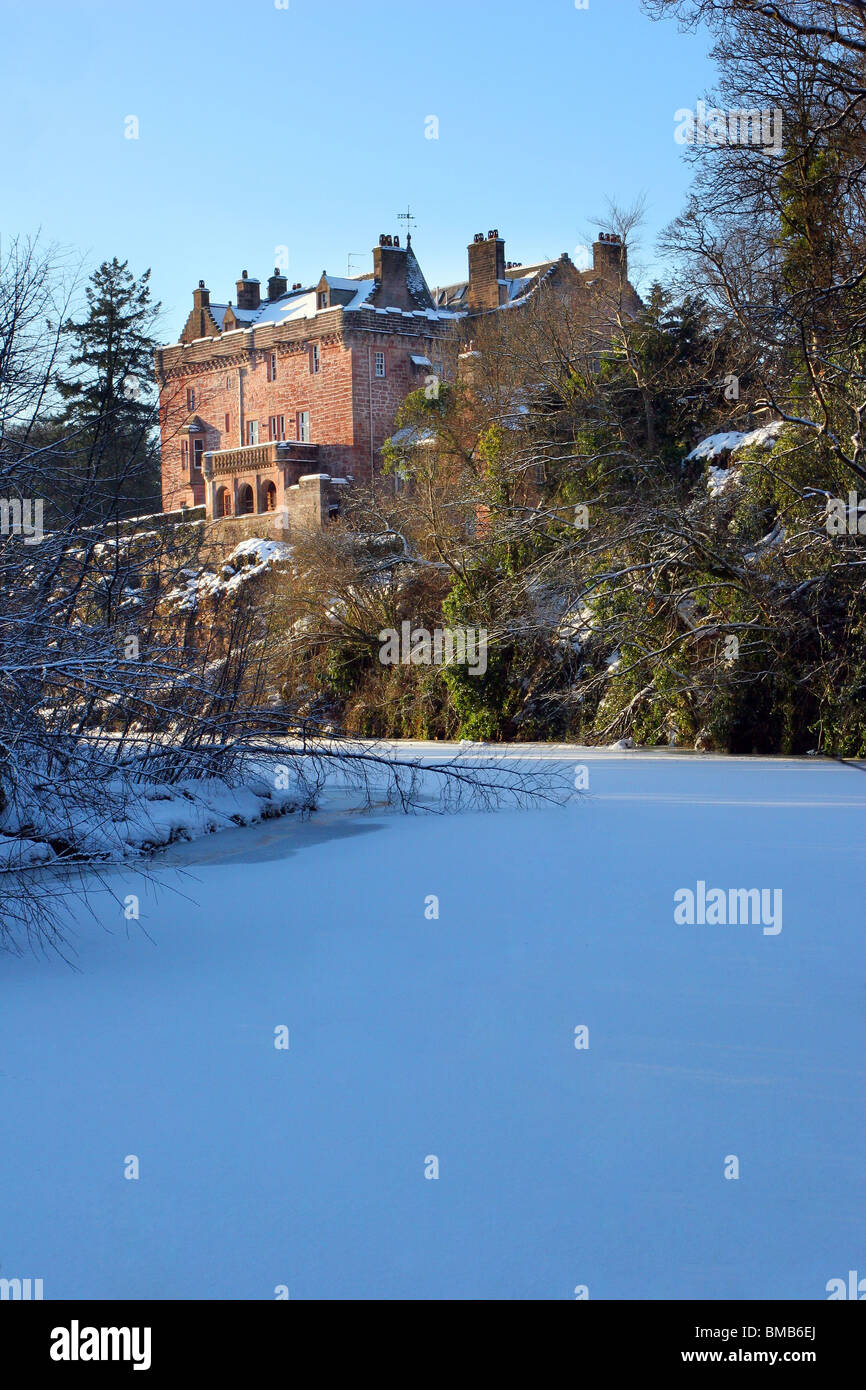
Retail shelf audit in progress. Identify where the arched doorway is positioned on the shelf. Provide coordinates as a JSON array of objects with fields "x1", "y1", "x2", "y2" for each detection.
[
  {"x1": 262, "y1": 481, "x2": 277, "y2": 512},
  {"x1": 216, "y1": 487, "x2": 231, "y2": 517},
  {"x1": 237, "y1": 483, "x2": 254, "y2": 515}
]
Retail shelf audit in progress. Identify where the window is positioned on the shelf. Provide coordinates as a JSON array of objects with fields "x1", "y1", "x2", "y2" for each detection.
[
  {"x1": 186, "y1": 387, "x2": 195, "y2": 411},
  {"x1": 225, "y1": 375, "x2": 232, "y2": 390},
  {"x1": 266, "y1": 351, "x2": 277, "y2": 382},
  {"x1": 247, "y1": 420, "x2": 259, "y2": 446},
  {"x1": 181, "y1": 439, "x2": 189, "y2": 469},
  {"x1": 193, "y1": 439, "x2": 204, "y2": 471},
  {"x1": 374, "y1": 351, "x2": 386, "y2": 378},
  {"x1": 269, "y1": 415, "x2": 285, "y2": 442},
  {"x1": 317, "y1": 291, "x2": 328, "y2": 310},
  {"x1": 311, "y1": 343, "x2": 320, "y2": 374},
  {"x1": 224, "y1": 412, "x2": 231, "y2": 434},
  {"x1": 297, "y1": 410, "x2": 310, "y2": 443}
]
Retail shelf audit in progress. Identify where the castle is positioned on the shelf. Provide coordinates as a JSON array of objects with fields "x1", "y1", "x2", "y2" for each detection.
[{"x1": 155, "y1": 230, "x2": 638, "y2": 532}]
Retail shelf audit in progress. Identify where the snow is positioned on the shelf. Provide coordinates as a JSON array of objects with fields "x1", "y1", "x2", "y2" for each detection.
[
  {"x1": 688, "y1": 419, "x2": 787, "y2": 462},
  {"x1": 387, "y1": 424, "x2": 436, "y2": 448},
  {"x1": 0, "y1": 835, "x2": 55, "y2": 867},
  {"x1": 0, "y1": 761, "x2": 305, "y2": 862},
  {"x1": 404, "y1": 244, "x2": 434, "y2": 307},
  {"x1": 230, "y1": 537, "x2": 291, "y2": 564},
  {"x1": 2, "y1": 747, "x2": 864, "y2": 1299},
  {"x1": 275, "y1": 293, "x2": 318, "y2": 322},
  {"x1": 165, "y1": 536, "x2": 292, "y2": 609},
  {"x1": 707, "y1": 463, "x2": 742, "y2": 497}
]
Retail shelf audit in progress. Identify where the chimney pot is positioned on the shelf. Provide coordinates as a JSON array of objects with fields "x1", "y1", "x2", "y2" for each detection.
[{"x1": 592, "y1": 233, "x2": 627, "y2": 279}]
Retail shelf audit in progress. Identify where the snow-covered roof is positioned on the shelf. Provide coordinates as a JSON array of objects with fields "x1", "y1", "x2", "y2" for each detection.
[
  {"x1": 322, "y1": 275, "x2": 370, "y2": 293},
  {"x1": 226, "y1": 305, "x2": 260, "y2": 323},
  {"x1": 432, "y1": 261, "x2": 558, "y2": 311},
  {"x1": 387, "y1": 424, "x2": 436, "y2": 448}
]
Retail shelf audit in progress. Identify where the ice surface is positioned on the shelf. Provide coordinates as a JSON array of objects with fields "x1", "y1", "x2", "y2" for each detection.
[{"x1": 2, "y1": 747, "x2": 864, "y2": 1300}]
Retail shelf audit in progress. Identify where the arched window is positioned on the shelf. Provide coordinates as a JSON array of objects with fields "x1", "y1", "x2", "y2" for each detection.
[
  {"x1": 237, "y1": 483, "x2": 254, "y2": 515},
  {"x1": 216, "y1": 487, "x2": 231, "y2": 517},
  {"x1": 262, "y1": 481, "x2": 277, "y2": 512}
]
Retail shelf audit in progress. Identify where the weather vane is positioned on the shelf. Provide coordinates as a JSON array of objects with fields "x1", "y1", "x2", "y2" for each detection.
[{"x1": 397, "y1": 205, "x2": 417, "y2": 240}]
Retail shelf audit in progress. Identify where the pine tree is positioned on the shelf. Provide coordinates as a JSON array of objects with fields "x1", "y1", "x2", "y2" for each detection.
[{"x1": 58, "y1": 258, "x2": 161, "y2": 521}]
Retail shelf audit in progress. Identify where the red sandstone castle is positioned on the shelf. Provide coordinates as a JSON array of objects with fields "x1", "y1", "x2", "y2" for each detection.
[{"x1": 156, "y1": 230, "x2": 637, "y2": 529}]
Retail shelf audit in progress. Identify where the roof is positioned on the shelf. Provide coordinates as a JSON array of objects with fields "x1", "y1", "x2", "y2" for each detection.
[
  {"x1": 171, "y1": 272, "x2": 462, "y2": 345},
  {"x1": 387, "y1": 424, "x2": 437, "y2": 449},
  {"x1": 432, "y1": 258, "x2": 562, "y2": 310},
  {"x1": 168, "y1": 242, "x2": 628, "y2": 349}
]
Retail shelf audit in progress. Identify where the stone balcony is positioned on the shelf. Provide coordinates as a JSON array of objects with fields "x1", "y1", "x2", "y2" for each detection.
[
  {"x1": 200, "y1": 438, "x2": 348, "y2": 531},
  {"x1": 205, "y1": 439, "x2": 319, "y2": 479}
]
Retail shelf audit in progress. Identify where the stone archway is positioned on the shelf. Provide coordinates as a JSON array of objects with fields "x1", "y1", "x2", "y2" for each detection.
[
  {"x1": 262, "y1": 481, "x2": 277, "y2": 512},
  {"x1": 216, "y1": 486, "x2": 231, "y2": 517},
  {"x1": 237, "y1": 483, "x2": 254, "y2": 516}
]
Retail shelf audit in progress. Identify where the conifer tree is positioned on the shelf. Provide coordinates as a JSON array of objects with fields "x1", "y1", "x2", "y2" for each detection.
[{"x1": 58, "y1": 258, "x2": 161, "y2": 520}]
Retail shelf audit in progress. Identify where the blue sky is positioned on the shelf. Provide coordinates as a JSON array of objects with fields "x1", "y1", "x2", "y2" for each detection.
[{"x1": 1, "y1": 0, "x2": 715, "y2": 342}]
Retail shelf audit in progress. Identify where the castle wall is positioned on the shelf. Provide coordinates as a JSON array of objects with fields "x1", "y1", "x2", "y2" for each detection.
[{"x1": 158, "y1": 310, "x2": 456, "y2": 508}]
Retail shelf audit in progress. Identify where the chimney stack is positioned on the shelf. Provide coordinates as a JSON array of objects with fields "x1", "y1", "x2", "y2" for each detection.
[
  {"x1": 592, "y1": 233, "x2": 626, "y2": 281},
  {"x1": 268, "y1": 267, "x2": 288, "y2": 300},
  {"x1": 192, "y1": 279, "x2": 210, "y2": 309},
  {"x1": 236, "y1": 270, "x2": 261, "y2": 311},
  {"x1": 467, "y1": 229, "x2": 506, "y2": 312},
  {"x1": 372, "y1": 235, "x2": 410, "y2": 306}
]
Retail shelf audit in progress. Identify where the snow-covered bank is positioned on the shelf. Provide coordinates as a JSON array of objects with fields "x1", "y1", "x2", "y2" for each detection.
[
  {"x1": 1, "y1": 750, "x2": 864, "y2": 1299},
  {"x1": 0, "y1": 762, "x2": 309, "y2": 867}
]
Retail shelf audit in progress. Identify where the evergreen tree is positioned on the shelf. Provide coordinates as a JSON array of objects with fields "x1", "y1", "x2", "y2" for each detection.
[{"x1": 58, "y1": 258, "x2": 161, "y2": 521}]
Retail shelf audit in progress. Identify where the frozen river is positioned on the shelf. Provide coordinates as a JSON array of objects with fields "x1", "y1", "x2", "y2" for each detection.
[{"x1": 2, "y1": 747, "x2": 864, "y2": 1299}]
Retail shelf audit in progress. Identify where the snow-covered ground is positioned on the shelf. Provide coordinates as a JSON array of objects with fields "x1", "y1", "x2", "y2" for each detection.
[{"x1": 2, "y1": 747, "x2": 864, "y2": 1300}]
